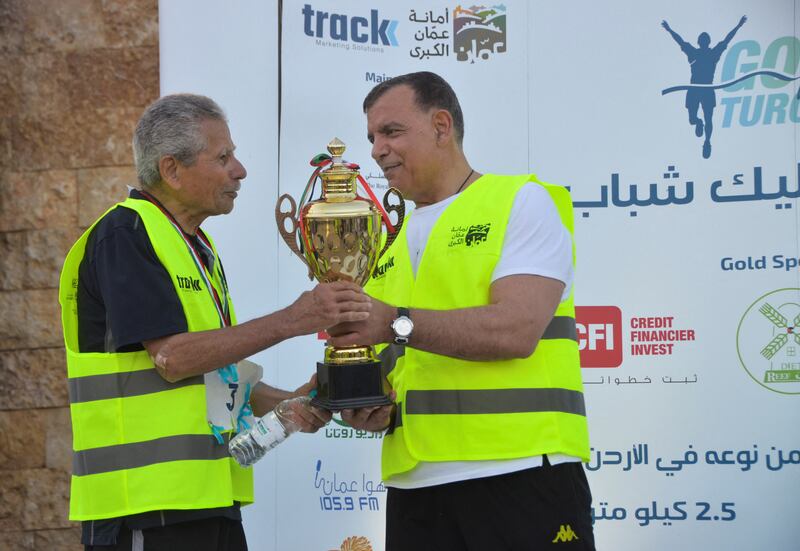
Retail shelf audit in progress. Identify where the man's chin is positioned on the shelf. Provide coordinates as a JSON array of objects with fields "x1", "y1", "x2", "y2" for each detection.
[
  {"x1": 385, "y1": 177, "x2": 405, "y2": 194},
  {"x1": 218, "y1": 198, "x2": 236, "y2": 214}
]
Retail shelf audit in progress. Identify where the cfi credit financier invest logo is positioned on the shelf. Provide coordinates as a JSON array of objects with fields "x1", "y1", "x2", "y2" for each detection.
[
  {"x1": 576, "y1": 306, "x2": 697, "y2": 368},
  {"x1": 577, "y1": 306, "x2": 623, "y2": 368}
]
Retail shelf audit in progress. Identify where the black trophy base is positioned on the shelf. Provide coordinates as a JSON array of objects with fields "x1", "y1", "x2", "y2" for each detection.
[{"x1": 311, "y1": 359, "x2": 392, "y2": 410}]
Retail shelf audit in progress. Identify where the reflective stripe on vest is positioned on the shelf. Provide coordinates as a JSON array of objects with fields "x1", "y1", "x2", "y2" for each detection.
[
  {"x1": 69, "y1": 370, "x2": 203, "y2": 404},
  {"x1": 366, "y1": 174, "x2": 590, "y2": 479},
  {"x1": 391, "y1": 386, "x2": 586, "y2": 428},
  {"x1": 405, "y1": 388, "x2": 586, "y2": 416},
  {"x1": 378, "y1": 316, "x2": 577, "y2": 377},
  {"x1": 73, "y1": 433, "x2": 231, "y2": 476},
  {"x1": 59, "y1": 197, "x2": 251, "y2": 521}
]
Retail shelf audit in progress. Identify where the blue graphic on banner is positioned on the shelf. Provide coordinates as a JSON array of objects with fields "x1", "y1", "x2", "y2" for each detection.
[
  {"x1": 302, "y1": 4, "x2": 398, "y2": 47},
  {"x1": 660, "y1": 16, "x2": 748, "y2": 158},
  {"x1": 313, "y1": 459, "x2": 386, "y2": 513},
  {"x1": 718, "y1": 35, "x2": 800, "y2": 128},
  {"x1": 661, "y1": 17, "x2": 800, "y2": 159}
]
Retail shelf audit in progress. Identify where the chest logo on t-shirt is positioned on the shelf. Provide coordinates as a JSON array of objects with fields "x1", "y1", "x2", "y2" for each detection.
[
  {"x1": 448, "y1": 223, "x2": 492, "y2": 248},
  {"x1": 176, "y1": 274, "x2": 202, "y2": 291},
  {"x1": 372, "y1": 256, "x2": 395, "y2": 280}
]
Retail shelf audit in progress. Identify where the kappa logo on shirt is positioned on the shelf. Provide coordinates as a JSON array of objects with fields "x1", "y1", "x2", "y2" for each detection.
[
  {"x1": 176, "y1": 274, "x2": 202, "y2": 291},
  {"x1": 551, "y1": 524, "x2": 579, "y2": 543},
  {"x1": 448, "y1": 223, "x2": 492, "y2": 248}
]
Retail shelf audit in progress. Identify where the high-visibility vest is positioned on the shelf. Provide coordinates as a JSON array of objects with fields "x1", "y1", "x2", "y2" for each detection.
[
  {"x1": 59, "y1": 197, "x2": 253, "y2": 521},
  {"x1": 366, "y1": 174, "x2": 590, "y2": 480}
]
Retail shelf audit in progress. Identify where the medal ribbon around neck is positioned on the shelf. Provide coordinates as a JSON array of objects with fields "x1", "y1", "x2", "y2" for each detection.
[{"x1": 139, "y1": 190, "x2": 230, "y2": 328}]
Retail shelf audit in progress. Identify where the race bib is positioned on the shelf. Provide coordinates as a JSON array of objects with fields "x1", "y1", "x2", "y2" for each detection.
[{"x1": 205, "y1": 359, "x2": 263, "y2": 435}]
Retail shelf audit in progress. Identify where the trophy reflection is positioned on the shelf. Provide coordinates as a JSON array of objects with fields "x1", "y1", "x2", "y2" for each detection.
[{"x1": 276, "y1": 138, "x2": 405, "y2": 409}]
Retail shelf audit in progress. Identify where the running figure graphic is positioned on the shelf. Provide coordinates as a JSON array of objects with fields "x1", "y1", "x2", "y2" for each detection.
[{"x1": 661, "y1": 16, "x2": 747, "y2": 159}]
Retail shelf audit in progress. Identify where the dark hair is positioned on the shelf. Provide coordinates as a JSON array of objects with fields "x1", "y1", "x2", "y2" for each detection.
[{"x1": 363, "y1": 71, "x2": 465, "y2": 145}]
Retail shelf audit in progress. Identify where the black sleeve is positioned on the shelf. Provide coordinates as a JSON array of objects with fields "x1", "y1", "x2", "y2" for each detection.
[{"x1": 77, "y1": 208, "x2": 188, "y2": 353}]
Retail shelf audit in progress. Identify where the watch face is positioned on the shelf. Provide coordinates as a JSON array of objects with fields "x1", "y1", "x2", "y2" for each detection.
[{"x1": 393, "y1": 317, "x2": 413, "y2": 337}]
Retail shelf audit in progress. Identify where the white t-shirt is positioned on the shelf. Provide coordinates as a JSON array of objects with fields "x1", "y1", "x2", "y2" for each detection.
[{"x1": 385, "y1": 181, "x2": 580, "y2": 489}]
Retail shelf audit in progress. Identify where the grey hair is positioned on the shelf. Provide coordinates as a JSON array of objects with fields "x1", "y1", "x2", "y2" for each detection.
[{"x1": 132, "y1": 94, "x2": 227, "y2": 189}]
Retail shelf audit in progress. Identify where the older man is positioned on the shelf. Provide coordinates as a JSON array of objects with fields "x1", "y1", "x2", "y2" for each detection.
[
  {"x1": 60, "y1": 94, "x2": 370, "y2": 550},
  {"x1": 329, "y1": 72, "x2": 594, "y2": 550}
]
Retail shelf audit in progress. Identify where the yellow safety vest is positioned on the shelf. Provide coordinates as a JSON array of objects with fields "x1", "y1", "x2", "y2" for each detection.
[
  {"x1": 366, "y1": 174, "x2": 590, "y2": 480},
  {"x1": 59, "y1": 196, "x2": 253, "y2": 521}
]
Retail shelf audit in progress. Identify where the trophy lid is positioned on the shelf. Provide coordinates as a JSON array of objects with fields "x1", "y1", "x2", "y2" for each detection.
[{"x1": 320, "y1": 138, "x2": 358, "y2": 202}]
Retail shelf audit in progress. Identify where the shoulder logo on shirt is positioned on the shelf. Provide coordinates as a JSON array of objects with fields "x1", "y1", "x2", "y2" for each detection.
[
  {"x1": 448, "y1": 223, "x2": 492, "y2": 248},
  {"x1": 176, "y1": 274, "x2": 202, "y2": 291},
  {"x1": 372, "y1": 256, "x2": 395, "y2": 280}
]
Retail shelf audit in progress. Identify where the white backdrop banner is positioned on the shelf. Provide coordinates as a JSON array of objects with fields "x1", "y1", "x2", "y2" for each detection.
[
  {"x1": 158, "y1": 1, "x2": 799, "y2": 550},
  {"x1": 528, "y1": 1, "x2": 799, "y2": 550}
]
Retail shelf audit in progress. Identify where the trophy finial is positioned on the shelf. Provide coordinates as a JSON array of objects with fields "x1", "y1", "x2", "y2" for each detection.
[{"x1": 327, "y1": 138, "x2": 346, "y2": 158}]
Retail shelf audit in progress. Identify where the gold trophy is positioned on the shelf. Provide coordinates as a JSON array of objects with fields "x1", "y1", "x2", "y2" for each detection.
[{"x1": 275, "y1": 138, "x2": 405, "y2": 409}]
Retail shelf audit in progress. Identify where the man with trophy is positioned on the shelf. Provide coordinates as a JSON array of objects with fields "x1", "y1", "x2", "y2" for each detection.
[
  {"x1": 326, "y1": 72, "x2": 596, "y2": 550},
  {"x1": 60, "y1": 94, "x2": 366, "y2": 550}
]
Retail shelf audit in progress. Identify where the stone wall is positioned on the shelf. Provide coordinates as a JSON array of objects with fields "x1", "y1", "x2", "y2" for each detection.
[{"x1": 0, "y1": 1, "x2": 158, "y2": 548}]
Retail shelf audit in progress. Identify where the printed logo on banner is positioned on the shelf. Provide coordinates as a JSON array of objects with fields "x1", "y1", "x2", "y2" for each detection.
[
  {"x1": 324, "y1": 416, "x2": 384, "y2": 440},
  {"x1": 407, "y1": 5, "x2": 507, "y2": 62},
  {"x1": 737, "y1": 288, "x2": 800, "y2": 395},
  {"x1": 315, "y1": 459, "x2": 385, "y2": 512},
  {"x1": 660, "y1": 16, "x2": 800, "y2": 159},
  {"x1": 453, "y1": 4, "x2": 507, "y2": 63},
  {"x1": 576, "y1": 306, "x2": 623, "y2": 368},
  {"x1": 629, "y1": 314, "x2": 696, "y2": 357},
  {"x1": 580, "y1": 308, "x2": 699, "y2": 386},
  {"x1": 301, "y1": 4, "x2": 398, "y2": 53},
  {"x1": 720, "y1": 254, "x2": 800, "y2": 273}
]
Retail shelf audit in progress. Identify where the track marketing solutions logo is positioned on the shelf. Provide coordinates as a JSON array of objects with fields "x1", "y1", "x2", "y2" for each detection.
[
  {"x1": 661, "y1": 15, "x2": 800, "y2": 159},
  {"x1": 302, "y1": 4, "x2": 398, "y2": 53},
  {"x1": 737, "y1": 289, "x2": 800, "y2": 395}
]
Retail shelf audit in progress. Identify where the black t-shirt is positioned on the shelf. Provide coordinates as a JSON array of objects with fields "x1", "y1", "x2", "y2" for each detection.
[{"x1": 77, "y1": 189, "x2": 240, "y2": 545}]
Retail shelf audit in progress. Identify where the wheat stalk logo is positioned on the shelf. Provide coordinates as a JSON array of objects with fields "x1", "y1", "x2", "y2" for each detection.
[{"x1": 759, "y1": 303, "x2": 800, "y2": 359}]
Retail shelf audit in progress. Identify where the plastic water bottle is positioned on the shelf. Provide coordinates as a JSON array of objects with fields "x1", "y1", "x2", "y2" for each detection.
[{"x1": 229, "y1": 395, "x2": 310, "y2": 467}]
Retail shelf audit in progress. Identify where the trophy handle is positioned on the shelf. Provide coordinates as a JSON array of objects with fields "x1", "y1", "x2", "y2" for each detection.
[
  {"x1": 378, "y1": 187, "x2": 405, "y2": 260},
  {"x1": 275, "y1": 193, "x2": 314, "y2": 279}
]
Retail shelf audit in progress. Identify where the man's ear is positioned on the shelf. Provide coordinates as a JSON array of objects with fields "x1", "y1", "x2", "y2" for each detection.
[
  {"x1": 432, "y1": 109, "x2": 453, "y2": 144},
  {"x1": 158, "y1": 156, "x2": 181, "y2": 190}
]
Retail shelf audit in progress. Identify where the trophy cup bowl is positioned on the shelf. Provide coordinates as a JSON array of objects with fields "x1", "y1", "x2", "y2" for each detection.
[{"x1": 275, "y1": 138, "x2": 405, "y2": 410}]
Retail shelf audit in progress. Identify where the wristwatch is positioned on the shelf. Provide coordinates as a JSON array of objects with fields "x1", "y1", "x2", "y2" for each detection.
[{"x1": 391, "y1": 307, "x2": 414, "y2": 345}]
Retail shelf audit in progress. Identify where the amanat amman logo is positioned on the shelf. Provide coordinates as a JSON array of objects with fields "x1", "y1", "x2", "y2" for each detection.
[
  {"x1": 454, "y1": 4, "x2": 507, "y2": 63},
  {"x1": 737, "y1": 288, "x2": 800, "y2": 395}
]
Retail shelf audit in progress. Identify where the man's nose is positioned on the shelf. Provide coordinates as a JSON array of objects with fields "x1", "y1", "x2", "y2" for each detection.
[
  {"x1": 232, "y1": 155, "x2": 247, "y2": 180},
  {"x1": 371, "y1": 137, "x2": 388, "y2": 161}
]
